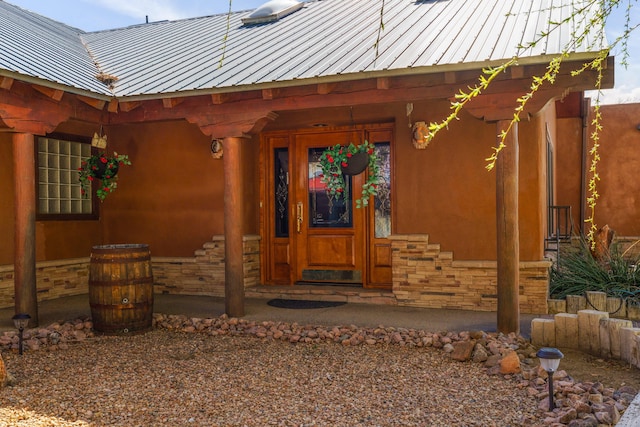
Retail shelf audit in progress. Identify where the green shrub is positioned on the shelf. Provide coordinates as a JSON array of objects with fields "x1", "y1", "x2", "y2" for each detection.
[{"x1": 550, "y1": 238, "x2": 640, "y2": 304}]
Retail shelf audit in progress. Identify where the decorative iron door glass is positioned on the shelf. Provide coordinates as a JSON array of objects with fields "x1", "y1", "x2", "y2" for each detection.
[{"x1": 308, "y1": 147, "x2": 353, "y2": 228}]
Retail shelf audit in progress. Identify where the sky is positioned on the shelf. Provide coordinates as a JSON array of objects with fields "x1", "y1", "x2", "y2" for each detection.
[{"x1": 5, "y1": 0, "x2": 640, "y2": 104}]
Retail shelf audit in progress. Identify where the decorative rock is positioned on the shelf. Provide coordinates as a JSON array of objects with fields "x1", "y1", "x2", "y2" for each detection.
[
  {"x1": 499, "y1": 350, "x2": 521, "y2": 374},
  {"x1": 484, "y1": 354, "x2": 502, "y2": 368},
  {"x1": 472, "y1": 343, "x2": 489, "y2": 363},
  {"x1": 451, "y1": 340, "x2": 476, "y2": 362},
  {"x1": 594, "y1": 411, "x2": 612, "y2": 424},
  {"x1": 469, "y1": 330, "x2": 484, "y2": 340},
  {"x1": 487, "y1": 341, "x2": 502, "y2": 355},
  {"x1": 588, "y1": 393, "x2": 603, "y2": 404},
  {"x1": 558, "y1": 408, "x2": 577, "y2": 423}
]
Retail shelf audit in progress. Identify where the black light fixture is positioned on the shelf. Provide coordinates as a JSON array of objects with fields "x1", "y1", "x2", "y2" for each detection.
[
  {"x1": 536, "y1": 347, "x2": 564, "y2": 410},
  {"x1": 12, "y1": 313, "x2": 31, "y2": 355}
]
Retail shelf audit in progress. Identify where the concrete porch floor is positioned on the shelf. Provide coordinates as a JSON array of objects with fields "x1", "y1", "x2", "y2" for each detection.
[{"x1": 0, "y1": 284, "x2": 542, "y2": 336}]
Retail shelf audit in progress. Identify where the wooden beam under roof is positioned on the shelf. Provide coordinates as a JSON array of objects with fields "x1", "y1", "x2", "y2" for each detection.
[
  {"x1": 162, "y1": 98, "x2": 184, "y2": 108},
  {"x1": 317, "y1": 83, "x2": 336, "y2": 94},
  {"x1": 108, "y1": 99, "x2": 119, "y2": 113},
  {"x1": 33, "y1": 84, "x2": 64, "y2": 101},
  {"x1": 1, "y1": 77, "x2": 15, "y2": 90},
  {"x1": 376, "y1": 78, "x2": 390, "y2": 90},
  {"x1": 119, "y1": 101, "x2": 141, "y2": 112},
  {"x1": 77, "y1": 95, "x2": 106, "y2": 110}
]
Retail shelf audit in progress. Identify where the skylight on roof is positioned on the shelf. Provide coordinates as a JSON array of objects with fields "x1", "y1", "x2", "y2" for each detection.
[{"x1": 241, "y1": 0, "x2": 303, "y2": 25}]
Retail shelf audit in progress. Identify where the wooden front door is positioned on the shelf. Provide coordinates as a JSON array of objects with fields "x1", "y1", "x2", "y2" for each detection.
[
  {"x1": 262, "y1": 125, "x2": 393, "y2": 289},
  {"x1": 294, "y1": 131, "x2": 366, "y2": 284}
]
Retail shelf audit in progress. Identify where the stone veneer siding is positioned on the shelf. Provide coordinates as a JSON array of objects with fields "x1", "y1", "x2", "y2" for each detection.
[
  {"x1": 389, "y1": 234, "x2": 551, "y2": 314},
  {"x1": 0, "y1": 235, "x2": 261, "y2": 309},
  {"x1": 0, "y1": 258, "x2": 90, "y2": 309},
  {"x1": 153, "y1": 235, "x2": 261, "y2": 296},
  {"x1": 1, "y1": 234, "x2": 551, "y2": 314}
]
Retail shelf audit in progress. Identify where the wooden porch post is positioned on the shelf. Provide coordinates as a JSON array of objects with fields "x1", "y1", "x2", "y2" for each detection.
[
  {"x1": 495, "y1": 120, "x2": 519, "y2": 334},
  {"x1": 223, "y1": 136, "x2": 246, "y2": 317},
  {"x1": 13, "y1": 132, "x2": 39, "y2": 326}
]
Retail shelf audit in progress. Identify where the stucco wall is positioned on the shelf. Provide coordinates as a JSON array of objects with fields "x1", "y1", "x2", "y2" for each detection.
[
  {"x1": 265, "y1": 99, "x2": 549, "y2": 261},
  {"x1": 2, "y1": 98, "x2": 553, "y2": 267},
  {"x1": 0, "y1": 134, "x2": 14, "y2": 265},
  {"x1": 555, "y1": 116, "x2": 584, "y2": 234},
  {"x1": 0, "y1": 133, "x2": 102, "y2": 265},
  {"x1": 589, "y1": 103, "x2": 640, "y2": 237},
  {"x1": 99, "y1": 120, "x2": 227, "y2": 257}
]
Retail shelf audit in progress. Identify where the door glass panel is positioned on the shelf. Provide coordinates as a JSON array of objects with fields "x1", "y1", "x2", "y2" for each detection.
[
  {"x1": 308, "y1": 147, "x2": 352, "y2": 228},
  {"x1": 274, "y1": 148, "x2": 289, "y2": 237},
  {"x1": 374, "y1": 142, "x2": 391, "y2": 238}
]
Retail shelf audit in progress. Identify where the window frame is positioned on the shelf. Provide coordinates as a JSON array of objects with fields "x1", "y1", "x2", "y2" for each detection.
[{"x1": 35, "y1": 133, "x2": 100, "y2": 221}]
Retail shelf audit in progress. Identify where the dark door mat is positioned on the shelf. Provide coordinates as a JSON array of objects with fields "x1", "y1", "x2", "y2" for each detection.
[{"x1": 266, "y1": 299, "x2": 347, "y2": 309}]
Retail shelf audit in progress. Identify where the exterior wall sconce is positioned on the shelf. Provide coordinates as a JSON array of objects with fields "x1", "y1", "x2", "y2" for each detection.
[
  {"x1": 536, "y1": 347, "x2": 564, "y2": 410},
  {"x1": 210, "y1": 139, "x2": 223, "y2": 159},
  {"x1": 12, "y1": 313, "x2": 31, "y2": 355}
]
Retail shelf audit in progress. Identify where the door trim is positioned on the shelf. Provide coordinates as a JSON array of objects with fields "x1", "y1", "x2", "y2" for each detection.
[{"x1": 260, "y1": 123, "x2": 394, "y2": 289}]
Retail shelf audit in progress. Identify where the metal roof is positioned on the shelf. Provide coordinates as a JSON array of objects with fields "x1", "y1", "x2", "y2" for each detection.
[
  {"x1": 0, "y1": 1, "x2": 112, "y2": 94},
  {"x1": 0, "y1": 0, "x2": 606, "y2": 100}
]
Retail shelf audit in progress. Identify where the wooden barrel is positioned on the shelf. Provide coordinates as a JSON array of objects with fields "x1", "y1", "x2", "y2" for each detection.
[{"x1": 89, "y1": 244, "x2": 154, "y2": 334}]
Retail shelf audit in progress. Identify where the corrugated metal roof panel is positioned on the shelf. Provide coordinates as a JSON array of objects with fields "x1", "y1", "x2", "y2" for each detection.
[
  {"x1": 0, "y1": 0, "x2": 110, "y2": 94},
  {"x1": 0, "y1": 0, "x2": 607, "y2": 98}
]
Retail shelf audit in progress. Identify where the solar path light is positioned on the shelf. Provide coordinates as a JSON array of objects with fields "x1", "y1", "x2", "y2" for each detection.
[
  {"x1": 12, "y1": 313, "x2": 31, "y2": 355},
  {"x1": 536, "y1": 347, "x2": 564, "y2": 410}
]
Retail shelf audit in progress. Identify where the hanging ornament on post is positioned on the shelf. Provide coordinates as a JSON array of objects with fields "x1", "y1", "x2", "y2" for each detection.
[
  {"x1": 210, "y1": 138, "x2": 223, "y2": 159},
  {"x1": 412, "y1": 121, "x2": 430, "y2": 149}
]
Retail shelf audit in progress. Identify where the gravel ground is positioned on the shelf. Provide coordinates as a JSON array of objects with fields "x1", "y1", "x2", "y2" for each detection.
[{"x1": 0, "y1": 329, "x2": 541, "y2": 427}]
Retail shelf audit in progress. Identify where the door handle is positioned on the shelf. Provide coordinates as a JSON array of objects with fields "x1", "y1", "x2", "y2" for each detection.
[{"x1": 296, "y1": 202, "x2": 303, "y2": 233}]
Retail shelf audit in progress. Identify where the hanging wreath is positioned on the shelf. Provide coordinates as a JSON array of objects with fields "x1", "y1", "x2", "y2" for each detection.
[{"x1": 319, "y1": 141, "x2": 379, "y2": 208}]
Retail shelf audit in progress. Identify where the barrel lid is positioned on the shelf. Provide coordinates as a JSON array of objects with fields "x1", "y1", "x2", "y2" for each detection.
[{"x1": 92, "y1": 244, "x2": 149, "y2": 251}]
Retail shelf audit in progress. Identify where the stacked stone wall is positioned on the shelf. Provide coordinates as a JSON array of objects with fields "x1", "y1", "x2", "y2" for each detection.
[
  {"x1": 390, "y1": 234, "x2": 551, "y2": 314},
  {"x1": 152, "y1": 235, "x2": 260, "y2": 296},
  {"x1": 0, "y1": 258, "x2": 90, "y2": 309},
  {"x1": 0, "y1": 235, "x2": 261, "y2": 308}
]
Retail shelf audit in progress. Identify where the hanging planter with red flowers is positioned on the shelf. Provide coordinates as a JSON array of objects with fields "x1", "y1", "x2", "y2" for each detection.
[
  {"x1": 78, "y1": 152, "x2": 131, "y2": 201},
  {"x1": 319, "y1": 141, "x2": 379, "y2": 208}
]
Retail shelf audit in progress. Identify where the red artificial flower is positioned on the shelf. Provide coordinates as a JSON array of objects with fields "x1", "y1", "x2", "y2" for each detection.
[
  {"x1": 346, "y1": 152, "x2": 352, "y2": 158},
  {"x1": 367, "y1": 148, "x2": 374, "y2": 155},
  {"x1": 341, "y1": 161, "x2": 348, "y2": 167},
  {"x1": 100, "y1": 156, "x2": 108, "y2": 163},
  {"x1": 327, "y1": 155, "x2": 334, "y2": 163},
  {"x1": 103, "y1": 187, "x2": 110, "y2": 192},
  {"x1": 337, "y1": 188, "x2": 343, "y2": 193},
  {"x1": 88, "y1": 176, "x2": 94, "y2": 181}
]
